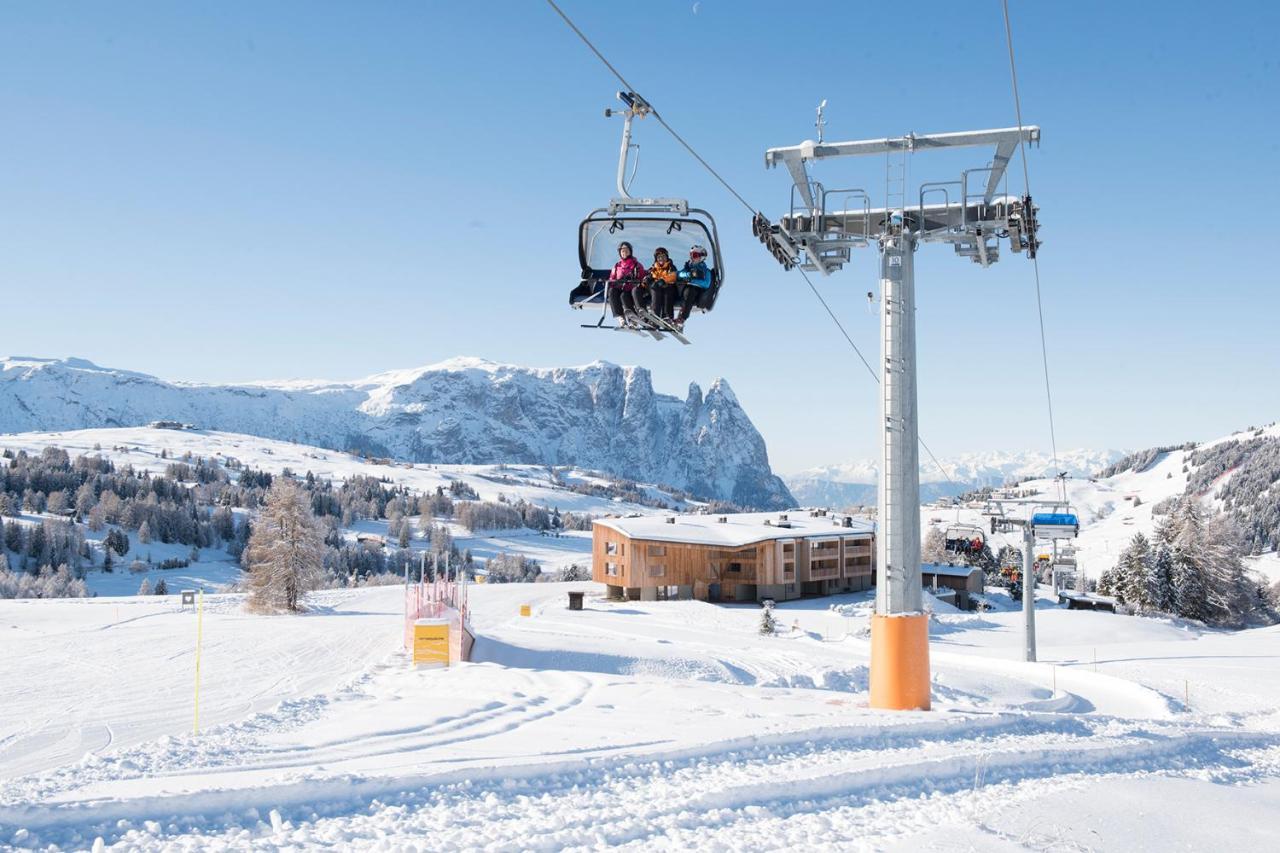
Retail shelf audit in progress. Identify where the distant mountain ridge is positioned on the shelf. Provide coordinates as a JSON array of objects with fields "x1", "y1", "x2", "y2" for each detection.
[
  {"x1": 785, "y1": 448, "x2": 1125, "y2": 508},
  {"x1": 0, "y1": 356, "x2": 795, "y2": 510}
]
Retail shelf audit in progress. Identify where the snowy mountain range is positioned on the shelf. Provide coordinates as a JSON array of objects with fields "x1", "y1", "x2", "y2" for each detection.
[
  {"x1": 786, "y1": 448, "x2": 1125, "y2": 508},
  {"x1": 0, "y1": 356, "x2": 795, "y2": 509}
]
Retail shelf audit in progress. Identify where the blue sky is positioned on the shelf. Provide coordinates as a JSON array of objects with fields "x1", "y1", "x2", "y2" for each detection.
[{"x1": 1, "y1": 1, "x2": 1277, "y2": 472}]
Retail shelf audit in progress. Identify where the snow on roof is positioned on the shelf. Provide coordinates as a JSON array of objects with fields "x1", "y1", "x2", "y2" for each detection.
[
  {"x1": 595, "y1": 510, "x2": 874, "y2": 548},
  {"x1": 921, "y1": 562, "x2": 982, "y2": 578}
]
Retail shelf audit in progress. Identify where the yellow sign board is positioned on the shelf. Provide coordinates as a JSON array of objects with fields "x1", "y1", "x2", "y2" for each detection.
[
  {"x1": 413, "y1": 619, "x2": 450, "y2": 667},
  {"x1": 519, "y1": 604, "x2": 531, "y2": 617}
]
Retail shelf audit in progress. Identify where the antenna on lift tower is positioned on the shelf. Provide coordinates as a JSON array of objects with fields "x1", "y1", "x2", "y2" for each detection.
[{"x1": 756, "y1": 125, "x2": 1041, "y2": 706}]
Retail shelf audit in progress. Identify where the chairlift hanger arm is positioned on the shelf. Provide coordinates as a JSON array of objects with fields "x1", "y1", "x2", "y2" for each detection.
[{"x1": 607, "y1": 91, "x2": 656, "y2": 200}]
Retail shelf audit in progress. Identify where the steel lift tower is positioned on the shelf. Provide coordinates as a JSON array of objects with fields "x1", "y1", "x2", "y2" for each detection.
[{"x1": 757, "y1": 124, "x2": 1041, "y2": 710}]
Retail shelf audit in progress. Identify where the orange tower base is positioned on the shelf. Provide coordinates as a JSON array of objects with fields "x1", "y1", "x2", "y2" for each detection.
[{"x1": 869, "y1": 613, "x2": 932, "y2": 710}]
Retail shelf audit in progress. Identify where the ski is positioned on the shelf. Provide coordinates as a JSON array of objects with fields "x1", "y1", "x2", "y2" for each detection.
[
  {"x1": 581, "y1": 322, "x2": 651, "y2": 339},
  {"x1": 619, "y1": 312, "x2": 664, "y2": 340},
  {"x1": 636, "y1": 309, "x2": 691, "y2": 345},
  {"x1": 578, "y1": 309, "x2": 669, "y2": 342}
]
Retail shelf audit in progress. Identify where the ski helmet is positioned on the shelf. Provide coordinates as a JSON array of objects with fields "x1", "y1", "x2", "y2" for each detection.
[
  {"x1": 617, "y1": 241, "x2": 633, "y2": 254},
  {"x1": 689, "y1": 244, "x2": 707, "y2": 259},
  {"x1": 654, "y1": 246, "x2": 669, "y2": 259}
]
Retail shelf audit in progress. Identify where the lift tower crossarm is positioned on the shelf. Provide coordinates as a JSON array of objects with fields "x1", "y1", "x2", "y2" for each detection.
[
  {"x1": 766, "y1": 127, "x2": 1039, "y2": 215},
  {"x1": 765, "y1": 126, "x2": 1039, "y2": 167}
]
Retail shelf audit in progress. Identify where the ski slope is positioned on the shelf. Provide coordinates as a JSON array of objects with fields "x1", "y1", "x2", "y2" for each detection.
[{"x1": 2, "y1": 583, "x2": 1278, "y2": 850}]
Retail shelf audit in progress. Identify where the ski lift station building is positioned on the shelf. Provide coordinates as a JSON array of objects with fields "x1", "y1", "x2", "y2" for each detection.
[{"x1": 592, "y1": 510, "x2": 875, "y2": 602}]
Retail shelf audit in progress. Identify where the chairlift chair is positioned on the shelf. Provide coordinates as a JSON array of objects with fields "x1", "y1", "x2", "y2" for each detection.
[
  {"x1": 1030, "y1": 503, "x2": 1080, "y2": 540},
  {"x1": 572, "y1": 205, "x2": 724, "y2": 312},
  {"x1": 568, "y1": 92, "x2": 725, "y2": 343},
  {"x1": 943, "y1": 523, "x2": 986, "y2": 557}
]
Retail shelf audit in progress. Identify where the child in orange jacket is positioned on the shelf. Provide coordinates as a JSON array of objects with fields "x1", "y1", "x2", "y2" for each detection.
[{"x1": 645, "y1": 247, "x2": 680, "y2": 321}]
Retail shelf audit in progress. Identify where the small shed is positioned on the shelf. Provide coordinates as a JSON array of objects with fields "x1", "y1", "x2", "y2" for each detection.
[
  {"x1": 1058, "y1": 592, "x2": 1117, "y2": 613},
  {"x1": 920, "y1": 563, "x2": 984, "y2": 610}
]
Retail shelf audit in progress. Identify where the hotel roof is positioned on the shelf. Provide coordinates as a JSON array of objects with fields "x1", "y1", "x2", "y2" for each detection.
[{"x1": 594, "y1": 509, "x2": 875, "y2": 548}]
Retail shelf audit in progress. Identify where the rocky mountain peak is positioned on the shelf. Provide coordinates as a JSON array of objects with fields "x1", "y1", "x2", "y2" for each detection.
[{"x1": 0, "y1": 355, "x2": 795, "y2": 509}]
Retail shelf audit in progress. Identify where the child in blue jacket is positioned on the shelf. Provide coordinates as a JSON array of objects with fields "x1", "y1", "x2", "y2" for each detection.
[{"x1": 675, "y1": 244, "x2": 712, "y2": 329}]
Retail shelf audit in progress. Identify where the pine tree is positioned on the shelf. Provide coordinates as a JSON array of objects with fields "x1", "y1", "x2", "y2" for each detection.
[
  {"x1": 759, "y1": 601, "x2": 777, "y2": 636},
  {"x1": 1096, "y1": 565, "x2": 1117, "y2": 598},
  {"x1": 3, "y1": 520, "x2": 21, "y2": 552},
  {"x1": 138, "y1": 521, "x2": 151, "y2": 545},
  {"x1": 1172, "y1": 550, "x2": 1209, "y2": 622},
  {"x1": 1165, "y1": 497, "x2": 1212, "y2": 622},
  {"x1": 137, "y1": 578, "x2": 152, "y2": 595},
  {"x1": 1149, "y1": 544, "x2": 1175, "y2": 613},
  {"x1": 397, "y1": 520, "x2": 411, "y2": 549},
  {"x1": 27, "y1": 524, "x2": 47, "y2": 560},
  {"x1": 1119, "y1": 533, "x2": 1153, "y2": 611},
  {"x1": 244, "y1": 479, "x2": 327, "y2": 612},
  {"x1": 154, "y1": 578, "x2": 167, "y2": 595}
]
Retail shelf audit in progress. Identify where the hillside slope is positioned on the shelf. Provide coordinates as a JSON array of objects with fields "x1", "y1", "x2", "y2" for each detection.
[
  {"x1": 0, "y1": 356, "x2": 794, "y2": 509},
  {"x1": 930, "y1": 422, "x2": 1280, "y2": 584}
]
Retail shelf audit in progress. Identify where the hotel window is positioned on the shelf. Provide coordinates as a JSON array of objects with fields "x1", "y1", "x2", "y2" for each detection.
[
  {"x1": 647, "y1": 545, "x2": 667, "y2": 557},
  {"x1": 727, "y1": 562, "x2": 742, "y2": 574},
  {"x1": 605, "y1": 562, "x2": 619, "y2": 577},
  {"x1": 649, "y1": 564, "x2": 666, "y2": 577},
  {"x1": 606, "y1": 542, "x2": 619, "y2": 556}
]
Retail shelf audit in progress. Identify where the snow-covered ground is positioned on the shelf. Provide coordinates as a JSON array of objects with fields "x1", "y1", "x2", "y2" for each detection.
[
  {"x1": 0, "y1": 427, "x2": 655, "y2": 593},
  {"x1": 2, "y1": 583, "x2": 1278, "y2": 850},
  {"x1": 0, "y1": 426, "x2": 692, "y2": 517}
]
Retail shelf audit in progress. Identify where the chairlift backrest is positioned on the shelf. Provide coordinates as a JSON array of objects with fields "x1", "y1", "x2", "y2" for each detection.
[{"x1": 1030, "y1": 503, "x2": 1080, "y2": 540}]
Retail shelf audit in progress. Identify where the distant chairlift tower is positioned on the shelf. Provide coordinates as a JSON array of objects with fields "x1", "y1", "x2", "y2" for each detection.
[{"x1": 758, "y1": 124, "x2": 1041, "y2": 709}]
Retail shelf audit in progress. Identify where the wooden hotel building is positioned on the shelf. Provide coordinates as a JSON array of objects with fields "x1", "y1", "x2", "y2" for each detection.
[{"x1": 591, "y1": 510, "x2": 876, "y2": 602}]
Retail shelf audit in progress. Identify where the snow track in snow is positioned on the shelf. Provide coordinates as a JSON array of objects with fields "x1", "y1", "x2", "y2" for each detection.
[
  {"x1": 4, "y1": 584, "x2": 1280, "y2": 850},
  {"x1": 5, "y1": 714, "x2": 1275, "y2": 850}
]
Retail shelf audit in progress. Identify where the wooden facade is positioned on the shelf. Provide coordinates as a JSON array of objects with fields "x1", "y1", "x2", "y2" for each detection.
[{"x1": 592, "y1": 521, "x2": 876, "y2": 603}]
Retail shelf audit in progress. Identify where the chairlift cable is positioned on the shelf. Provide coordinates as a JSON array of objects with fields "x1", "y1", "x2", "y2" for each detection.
[
  {"x1": 546, "y1": 0, "x2": 957, "y2": 488},
  {"x1": 796, "y1": 266, "x2": 876, "y2": 383},
  {"x1": 545, "y1": 0, "x2": 754, "y2": 215},
  {"x1": 798, "y1": 264, "x2": 957, "y2": 490},
  {"x1": 1001, "y1": 0, "x2": 1061, "y2": 481}
]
